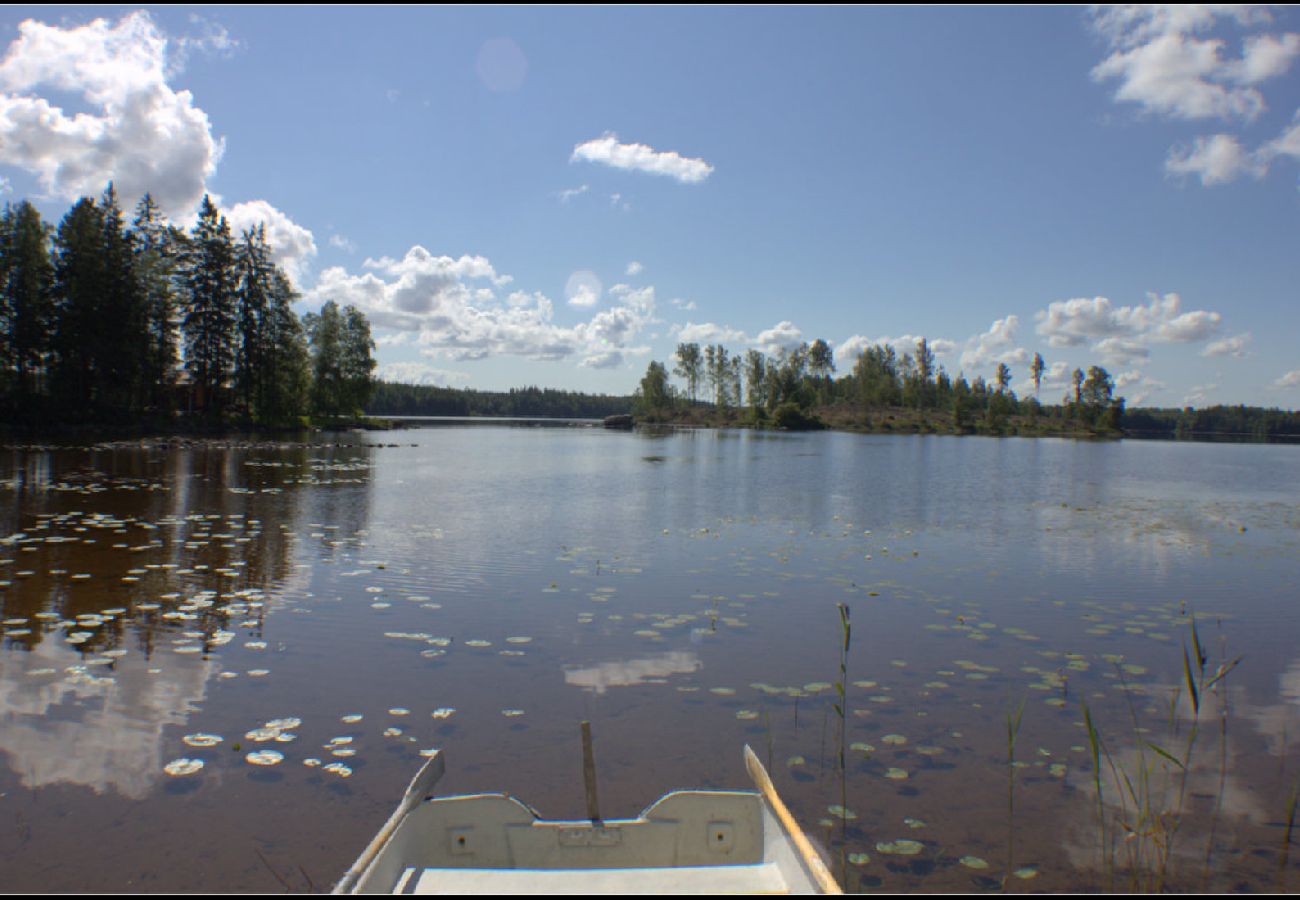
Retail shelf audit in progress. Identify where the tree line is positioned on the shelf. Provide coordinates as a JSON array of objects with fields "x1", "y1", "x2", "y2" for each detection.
[
  {"x1": 636, "y1": 338, "x2": 1125, "y2": 432},
  {"x1": 368, "y1": 382, "x2": 632, "y2": 419},
  {"x1": 0, "y1": 187, "x2": 375, "y2": 427}
]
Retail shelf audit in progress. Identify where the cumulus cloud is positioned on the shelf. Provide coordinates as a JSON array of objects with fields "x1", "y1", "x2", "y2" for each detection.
[
  {"x1": 1090, "y1": 7, "x2": 1300, "y2": 186},
  {"x1": 375, "y1": 361, "x2": 470, "y2": 386},
  {"x1": 310, "y1": 247, "x2": 655, "y2": 367},
  {"x1": 1090, "y1": 7, "x2": 1297, "y2": 122},
  {"x1": 961, "y1": 315, "x2": 1030, "y2": 371},
  {"x1": 226, "y1": 199, "x2": 317, "y2": 287},
  {"x1": 579, "y1": 350, "x2": 625, "y2": 370},
  {"x1": 1035, "y1": 292, "x2": 1223, "y2": 363},
  {"x1": 571, "y1": 133, "x2": 713, "y2": 184},
  {"x1": 753, "y1": 320, "x2": 804, "y2": 356},
  {"x1": 1274, "y1": 369, "x2": 1300, "y2": 389},
  {"x1": 565, "y1": 270, "x2": 601, "y2": 309},
  {"x1": 625, "y1": 260, "x2": 643, "y2": 276},
  {"x1": 674, "y1": 321, "x2": 748, "y2": 345},
  {"x1": 1202, "y1": 332, "x2": 1253, "y2": 358},
  {"x1": 0, "y1": 11, "x2": 224, "y2": 220},
  {"x1": 1114, "y1": 369, "x2": 1167, "y2": 405},
  {"x1": 1095, "y1": 336, "x2": 1151, "y2": 367},
  {"x1": 1166, "y1": 133, "x2": 1268, "y2": 184},
  {"x1": 837, "y1": 334, "x2": 956, "y2": 362}
]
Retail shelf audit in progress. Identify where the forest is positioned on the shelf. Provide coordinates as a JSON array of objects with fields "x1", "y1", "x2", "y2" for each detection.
[{"x1": 0, "y1": 187, "x2": 375, "y2": 429}]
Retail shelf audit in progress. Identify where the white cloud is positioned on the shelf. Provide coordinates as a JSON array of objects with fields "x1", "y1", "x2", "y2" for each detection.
[
  {"x1": 170, "y1": 15, "x2": 240, "y2": 76},
  {"x1": 0, "y1": 11, "x2": 224, "y2": 220},
  {"x1": 1183, "y1": 383, "x2": 1218, "y2": 406},
  {"x1": 670, "y1": 297, "x2": 696, "y2": 312},
  {"x1": 838, "y1": 334, "x2": 957, "y2": 363},
  {"x1": 375, "y1": 361, "x2": 470, "y2": 386},
  {"x1": 579, "y1": 350, "x2": 625, "y2": 370},
  {"x1": 625, "y1": 260, "x2": 643, "y2": 276},
  {"x1": 1089, "y1": 8, "x2": 1300, "y2": 188},
  {"x1": 329, "y1": 233, "x2": 356, "y2": 253},
  {"x1": 556, "y1": 184, "x2": 588, "y2": 203},
  {"x1": 1263, "y1": 113, "x2": 1300, "y2": 161},
  {"x1": 674, "y1": 321, "x2": 748, "y2": 345},
  {"x1": 960, "y1": 315, "x2": 1029, "y2": 371},
  {"x1": 1166, "y1": 133, "x2": 1268, "y2": 184},
  {"x1": 310, "y1": 247, "x2": 655, "y2": 366},
  {"x1": 1095, "y1": 336, "x2": 1151, "y2": 367},
  {"x1": 1035, "y1": 293, "x2": 1222, "y2": 360},
  {"x1": 1114, "y1": 369, "x2": 1167, "y2": 405},
  {"x1": 571, "y1": 133, "x2": 713, "y2": 184},
  {"x1": 753, "y1": 320, "x2": 803, "y2": 356},
  {"x1": 1090, "y1": 8, "x2": 1298, "y2": 122},
  {"x1": 1202, "y1": 332, "x2": 1253, "y2": 358},
  {"x1": 565, "y1": 270, "x2": 602, "y2": 308},
  {"x1": 226, "y1": 199, "x2": 317, "y2": 287},
  {"x1": 1274, "y1": 369, "x2": 1300, "y2": 389}
]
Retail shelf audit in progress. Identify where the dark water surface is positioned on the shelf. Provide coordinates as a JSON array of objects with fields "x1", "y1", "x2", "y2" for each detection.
[{"x1": 1, "y1": 426, "x2": 1298, "y2": 892}]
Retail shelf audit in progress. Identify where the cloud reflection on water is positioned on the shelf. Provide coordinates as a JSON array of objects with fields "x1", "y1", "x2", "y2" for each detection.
[{"x1": 564, "y1": 650, "x2": 701, "y2": 693}]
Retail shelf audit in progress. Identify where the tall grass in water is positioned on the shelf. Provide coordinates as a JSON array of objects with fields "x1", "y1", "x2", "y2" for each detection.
[
  {"x1": 1004, "y1": 697, "x2": 1026, "y2": 891},
  {"x1": 1079, "y1": 616, "x2": 1241, "y2": 892},
  {"x1": 831, "y1": 603, "x2": 851, "y2": 888}
]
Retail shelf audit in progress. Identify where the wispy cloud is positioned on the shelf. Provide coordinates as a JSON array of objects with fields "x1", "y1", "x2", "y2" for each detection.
[
  {"x1": 556, "y1": 184, "x2": 588, "y2": 203},
  {"x1": 571, "y1": 133, "x2": 713, "y2": 184}
]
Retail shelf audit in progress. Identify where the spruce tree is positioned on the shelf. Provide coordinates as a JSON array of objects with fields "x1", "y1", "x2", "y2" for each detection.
[
  {"x1": 51, "y1": 197, "x2": 107, "y2": 411},
  {"x1": 183, "y1": 195, "x2": 237, "y2": 416},
  {"x1": 97, "y1": 185, "x2": 148, "y2": 413},
  {"x1": 234, "y1": 224, "x2": 274, "y2": 418},
  {"x1": 132, "y1": 193, "x2": 183, "y2": 413},
  {"x1": 0, "y1": 201, "x2": 54, "y2": 407}
]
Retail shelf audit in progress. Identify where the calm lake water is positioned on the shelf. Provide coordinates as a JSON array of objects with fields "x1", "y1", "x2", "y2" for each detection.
[{"x1": 1, "y1": 425, "x2": 1298, "y2": 892}]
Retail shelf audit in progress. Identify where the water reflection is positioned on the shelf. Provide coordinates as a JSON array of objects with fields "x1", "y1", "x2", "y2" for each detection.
[
  {"x1": 0, "y1": 429, "x2": 1296, "y2": 892},
  {"x1": 563, "y1": 650, "x2": 702, "y2": 693},
  {"x1": 0, "y1": 634, "x2": 217, "y2": 798},
  {"x1": 0, "y1": 437, "x2": 374, "y2": 801}
]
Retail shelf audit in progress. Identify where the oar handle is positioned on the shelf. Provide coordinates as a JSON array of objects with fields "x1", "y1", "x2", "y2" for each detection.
[
  {"x1": 334, "y1": 752, "x2": 446, "y2": 894},
  {"x1": 744, "y1": 745, "x2": 842, "y2": 894}
]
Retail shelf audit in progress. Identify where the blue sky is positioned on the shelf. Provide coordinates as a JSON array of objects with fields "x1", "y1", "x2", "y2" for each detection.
[{"x1": 1, "y1": 6, "x2": 1298, "y2": 407}]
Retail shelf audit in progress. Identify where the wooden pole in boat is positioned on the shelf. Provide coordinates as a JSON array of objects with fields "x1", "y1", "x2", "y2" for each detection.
[{"x1": 581, "y1": 720, "x2": 602, "y2": 823}]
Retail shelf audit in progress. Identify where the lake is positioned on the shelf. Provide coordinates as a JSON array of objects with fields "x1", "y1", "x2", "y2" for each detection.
[{"x1": 1, "y1": 424, "x2": 1298, "y2": 892}]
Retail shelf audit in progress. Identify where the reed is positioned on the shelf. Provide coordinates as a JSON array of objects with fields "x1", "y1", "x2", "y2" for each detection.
[
  {"x1": 832, "y1": 602, "x2": 851, "y2": 888},
  {"x1": 1003, "y1": 696, "x2": 1025, "y2": 891},
  {"x1": 1077, "y1": 614, "x2": 1241, "y2": 892}
]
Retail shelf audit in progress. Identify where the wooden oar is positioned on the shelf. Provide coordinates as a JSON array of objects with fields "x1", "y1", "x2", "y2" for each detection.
[
  {"x1": 334, "y1": 751, "x2": 447, "y2": 894},
  {"x1": 743, "y1": 744, "x2": 843, "y2": 894}
]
